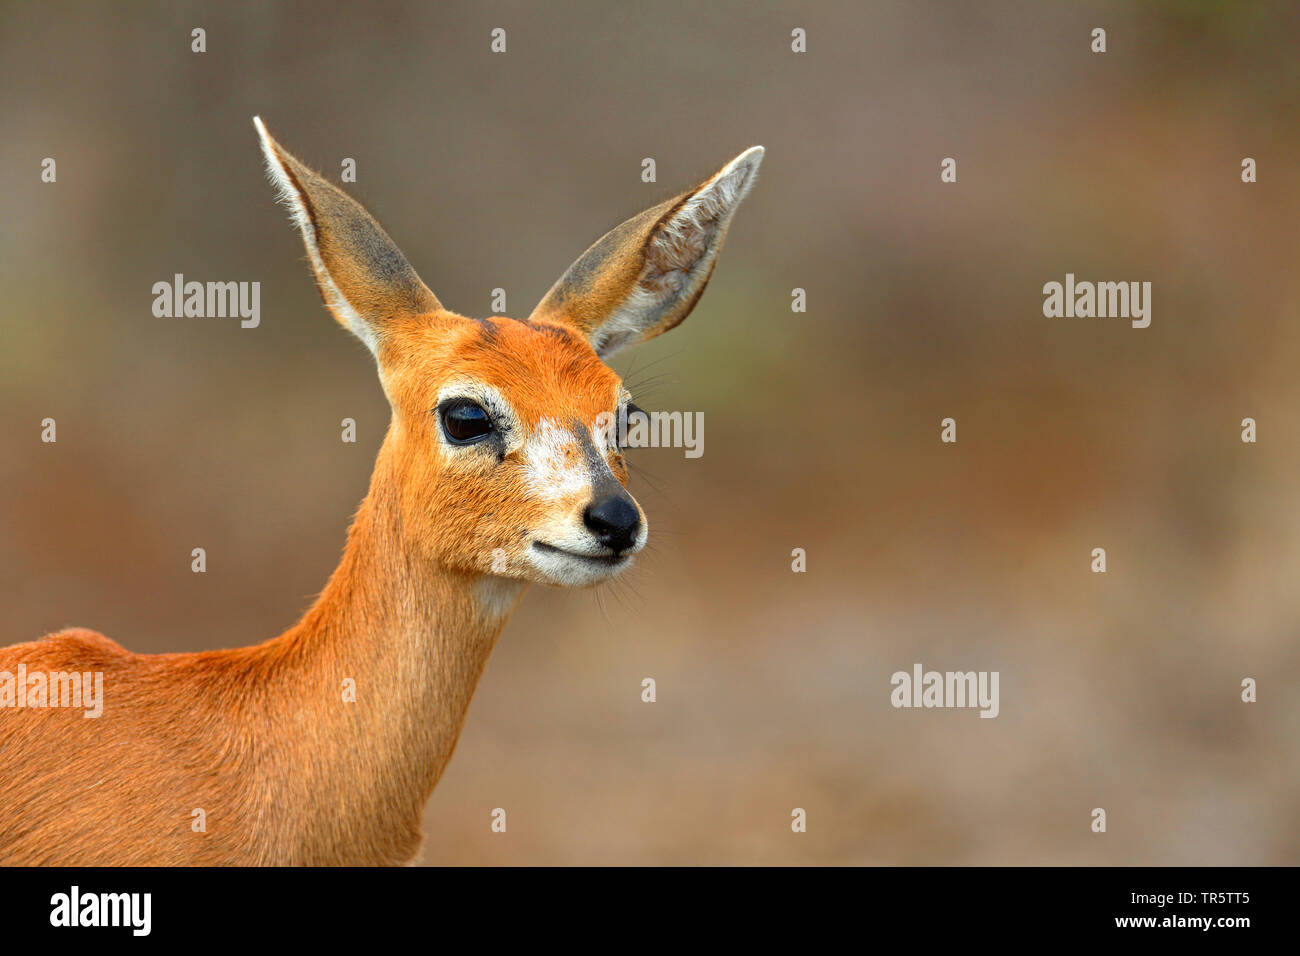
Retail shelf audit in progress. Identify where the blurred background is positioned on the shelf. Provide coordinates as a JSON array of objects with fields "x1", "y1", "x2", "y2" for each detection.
[{"x1": 1, "y1": 0, "x2": 1297, "y2": 863}]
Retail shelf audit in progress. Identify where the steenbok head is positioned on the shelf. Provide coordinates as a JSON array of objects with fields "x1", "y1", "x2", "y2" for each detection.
[{"x1": 255, "y1": 118, "x2": 762, "y2": 587}]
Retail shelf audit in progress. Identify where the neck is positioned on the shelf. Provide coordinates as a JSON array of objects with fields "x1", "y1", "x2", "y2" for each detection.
[{"x1": 259, "y1": 450, "x2": 525, "y2": 863}]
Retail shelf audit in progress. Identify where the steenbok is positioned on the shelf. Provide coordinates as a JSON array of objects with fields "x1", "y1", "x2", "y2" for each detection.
[{"x1": 0, "y1": 119, "x2": 762, "y2": 864}]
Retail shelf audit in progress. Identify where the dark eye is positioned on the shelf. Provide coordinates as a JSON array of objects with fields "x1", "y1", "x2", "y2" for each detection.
[{"x1": 440, "y1": 399, "x2": 494, "y2": 444}]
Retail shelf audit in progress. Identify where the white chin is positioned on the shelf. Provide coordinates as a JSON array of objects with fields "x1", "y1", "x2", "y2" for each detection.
[{"x1": 526, "y1": 544, "x2": 634, "y2": 586}]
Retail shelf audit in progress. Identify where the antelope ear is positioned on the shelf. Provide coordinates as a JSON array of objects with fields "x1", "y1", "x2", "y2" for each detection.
[
  {"x1": 253, "y1": 117, "x2": 440, "y2": 354},
  {"x1": 530, "y1": 146, "x2": 763, "y2": 357}
]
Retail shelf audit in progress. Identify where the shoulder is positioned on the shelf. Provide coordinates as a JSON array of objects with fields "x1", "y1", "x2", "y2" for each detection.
[{"x1": 11, "y1": 627, "x2": 135, "y2": 666}]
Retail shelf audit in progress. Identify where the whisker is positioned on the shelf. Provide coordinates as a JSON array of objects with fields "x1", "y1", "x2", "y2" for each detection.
[
  {"x1": 621, "y1": 347, "x2": 685, "y2": 387},
  {"x1": 592, "y1": 585, "x2": 612, "y2": 624}
]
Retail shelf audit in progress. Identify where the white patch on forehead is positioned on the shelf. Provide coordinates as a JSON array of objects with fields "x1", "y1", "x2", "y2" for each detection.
[{"x1": 523, "y1": 418, "x2": 592, "y2": 501}]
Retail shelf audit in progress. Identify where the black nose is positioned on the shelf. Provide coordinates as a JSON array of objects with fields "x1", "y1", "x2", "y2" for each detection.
[{"x1": 583, "y1": 494, "x2": 641, "y2": 554}]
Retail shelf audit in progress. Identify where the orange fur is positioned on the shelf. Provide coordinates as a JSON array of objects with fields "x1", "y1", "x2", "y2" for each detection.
[{"x1": 0, "y1": 121, "x2": 761, "y2": 865}]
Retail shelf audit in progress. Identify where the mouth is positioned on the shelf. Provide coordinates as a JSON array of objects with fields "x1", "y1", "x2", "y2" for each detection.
[{"x1": 531, "y1": 541, "x2": 632, "y2": 566}]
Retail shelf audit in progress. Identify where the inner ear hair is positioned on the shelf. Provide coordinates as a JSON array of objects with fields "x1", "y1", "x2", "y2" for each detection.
[
  {"x1": 253, "y1": 116, "x2": 440, "y2": 355},
  {"x1": 529, "y1": 146, "x2": 764, "y2": 358}
]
